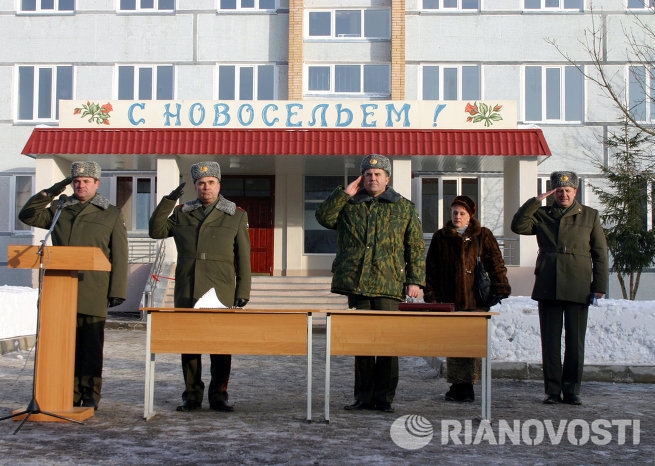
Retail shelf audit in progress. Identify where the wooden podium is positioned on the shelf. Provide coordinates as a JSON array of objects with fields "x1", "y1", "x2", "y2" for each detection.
[{"x1": 7, "y1": 245, "x2": 111, "y2": 422}]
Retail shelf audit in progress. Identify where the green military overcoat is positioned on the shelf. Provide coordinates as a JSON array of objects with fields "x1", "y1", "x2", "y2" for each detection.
[
  {"x1": 511, "y1": 197, "x2": 608, "y2": 304},
  {"x1": 149, "y1": 195, "x2": 251, "y2": 307},
  {"x1": 315, "y1": 186, "x2": 425, "y2": 301},
  {"x1": 18, "y1": 192, "x2": 128, "y2": 317}
]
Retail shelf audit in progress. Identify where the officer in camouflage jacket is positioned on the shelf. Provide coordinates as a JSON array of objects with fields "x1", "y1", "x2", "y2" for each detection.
[{"x1": 316, "y1": 154, "x2": 425, "y2": 413}]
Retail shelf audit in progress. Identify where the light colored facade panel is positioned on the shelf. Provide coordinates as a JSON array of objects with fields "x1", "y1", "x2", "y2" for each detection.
[
  {"x1": 176, "y1": 65, "x2": 215, "y2": 100},
  {"x1": 304, "y1": 41, "x2": 390, "y2": 63},
  {"x1": 606, "y1": 14, "x2": 655, "y2": 61},
  {"x1": 404, "y1": 64, "x2": 418, "y2": 99},
  {"x1": 197, "y1": 14, "x2": 289, "y2": 62},
  {"x1": 1, "y1": 15, "x2": 193, "y2": 63},
  {"x1": 0, "y1": 127, "x2": 37, "y2": 172},
  {"x1": 538, "y1": 126, "x2": 604, "y2": 175},
  {"x1": 483, "y1": 65, "x2": 521, "y2": 102},
  {"x1": 76, "y1": 66, "x2": 113, "y2": 100},
  {"x1": 0, "y1": 67, "x2": 13, "y2": 121},
  {"x1": 585, "y1": 66, "x2": 626, "y2": 124},
  {"x1": 408, "y1": 15, "x2": 595, "y2": 62}
]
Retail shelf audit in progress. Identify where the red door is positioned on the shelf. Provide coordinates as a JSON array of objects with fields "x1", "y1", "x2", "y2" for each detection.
[{"x1": 222, "y1": 176, "x2": 274, "y2": 275}]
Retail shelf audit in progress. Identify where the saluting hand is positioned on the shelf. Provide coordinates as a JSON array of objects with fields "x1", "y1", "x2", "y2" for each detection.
[
  {"x1": 536, "y1": 188, "x2": 557, "y2": 202},
  {"x1": 166, "y1": 182, "x2": 186, "y2": 201},
  {"x1": 345, "y1": 176, "x2": 362, "y2": 197},
  {"x1": 43, "y1": 177, "x2": 72, "y2": 198}
]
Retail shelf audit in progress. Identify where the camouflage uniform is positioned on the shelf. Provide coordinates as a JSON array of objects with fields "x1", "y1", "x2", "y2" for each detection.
[
  {"x1": 316, "y1": 187, "x2": 425, "y2": 300},
  {"x1": 316, "y1": 185, "x2": 425, "y2": 405}
]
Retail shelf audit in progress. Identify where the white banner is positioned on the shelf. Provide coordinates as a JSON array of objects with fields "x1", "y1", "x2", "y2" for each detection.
[{"x1": 59, "y1": 100, "x2": 517, "y2": 130}]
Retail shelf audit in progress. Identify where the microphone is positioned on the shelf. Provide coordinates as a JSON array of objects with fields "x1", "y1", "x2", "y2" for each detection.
[
  {"x1": 38, "y1": 194, "x2": 68, "y2": 256},
  {"x1": 57, "y1": 194, "x2": 68, "y2": 208}
]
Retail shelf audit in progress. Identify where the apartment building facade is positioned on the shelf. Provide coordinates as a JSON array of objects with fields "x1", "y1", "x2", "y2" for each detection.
[{"x1": 0, "y1": 0, "x2": 652, "y2": 285}]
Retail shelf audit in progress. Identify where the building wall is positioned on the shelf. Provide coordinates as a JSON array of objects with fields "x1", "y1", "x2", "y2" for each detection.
[{"x1": 0, "y1": 1, "x2": 652, "y2": 283}]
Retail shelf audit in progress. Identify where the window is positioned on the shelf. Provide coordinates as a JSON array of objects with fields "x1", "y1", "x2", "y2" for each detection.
[
  {"x1": 627, "y1": 0, "x2": 655, "y2": 8},
  {"x1": 17, "y1": 65, "x2": 73, "y2": 121},
  {"x1": 422, "y1": 0, "x2": 479, "y2": 10},
  {"x1": 422, "y1": 65, "x2": 481, "y2": 100},
  {"x1": 219, "y1": 0, "x2": 276, "y2": 11},
  {"x1": 524, "y1": 0, "x2": 582, "y2": 9},
  {"x1": 306, "y1": 64, "x2": 390, "y2": 96},
  {"x1": 524, "y1": 65, "x2": 584, "y2": 122},
  {"x1": 14, "y1": 175, "x2": 33, "y2": 232},
  {"x1": 628, "y1": 65, "x2": 655, "y2": 122},
  {"x1": 217, "y1": 65, "x2": 277, "y2": 100},
  {"x1": 420, "y1": 177, "x2": 478, "y2": 234},
  {"x1": 117, "y1": 65, "x2": 174, "y2": 100},
  {"x1": 307, "y1": 9, "x2": 390, "y2": 39},
  {"x1": 20, "y1": 0, "x2": 74, "y2": 12},
  {"x1": 119, "y1": 0, "x2": 174, "y2": 11}
]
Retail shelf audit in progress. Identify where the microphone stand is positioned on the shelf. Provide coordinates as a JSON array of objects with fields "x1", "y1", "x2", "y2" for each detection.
[{"x1": 0, "y1": 194, "x2": 83, "y2": 434}]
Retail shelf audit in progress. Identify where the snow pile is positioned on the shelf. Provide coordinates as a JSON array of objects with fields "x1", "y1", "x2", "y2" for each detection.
[
  {"x1": 0, "y1": 285, "x2": 38, "y2": 340},
  {"x1": 490, "y1": 296, "x2": 655, "y2": 365}
]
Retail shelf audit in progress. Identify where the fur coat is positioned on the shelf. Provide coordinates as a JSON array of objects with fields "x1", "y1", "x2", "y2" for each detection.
[{"x1": 425, "y1": 217, "x2": 511, "y2": 311}]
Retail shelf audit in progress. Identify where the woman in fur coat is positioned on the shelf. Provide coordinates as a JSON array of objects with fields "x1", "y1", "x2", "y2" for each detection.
[{"x1": 425, "y1": 195, "x2": 511, "y2": 402}]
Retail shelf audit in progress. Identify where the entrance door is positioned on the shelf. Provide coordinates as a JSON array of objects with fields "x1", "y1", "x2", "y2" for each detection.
[
  {"x1": 419, "y1": 176, "x2": 479, "y2": 243},
  {"x1": 221, "y1": 176, "x2": 274, "y2": 275}
]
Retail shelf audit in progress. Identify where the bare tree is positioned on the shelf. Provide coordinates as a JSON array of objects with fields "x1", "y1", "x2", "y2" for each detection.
[{"x1": 547, "y1": 4, "x2": 655, "y2": 136}]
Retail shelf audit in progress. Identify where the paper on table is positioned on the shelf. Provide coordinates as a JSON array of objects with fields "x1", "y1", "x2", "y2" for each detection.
[{"x1": 193, "y1": 288, "x2": 227, "y2": 309}]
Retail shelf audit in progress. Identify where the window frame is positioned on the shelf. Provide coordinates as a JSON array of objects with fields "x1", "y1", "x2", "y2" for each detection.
[
  {"x1": 116, "y1": 0, "x2": 175, "y2": 13},
  {"x1": 628, "y1": 65, "x2": 655, "y2": 123},
  {"x1": 11, "y1": 173, "x2": 35, "y2": 234},
  {"x1": 18, "y1": 0, "x2": 75, "y2": 14},
  {"x1": 305, "y1": 8, "x2": 391, "y2": 40},
  {"x1": 522, "y1": 0, "x2": 583, "y2": 10},
  {"x1": 420, "y1": 64, "x2": 482, "y2": 101},
  {"x1": 217, "y1": 0, "x2": 278, "y2": 12},
  {"x1": 304, "y1": 64, "x2": 391, "y2": 97},
  {"x1": 420, "y1": 0, "x2": 480, "y2": 12},
  {"x1": 15, "y1": 64, "x2": 74, "y2": 123},
  {"x1": 626, "y1": 0, "x2": 655, "y2": 9},
  {"x1": 215, "y1": 63, "x2": 279, "y2": 100},
  {"x1": 523, "y1": 64, "x2": 585, "y2": 123},
  {"x1": 115, "y1": 64, "x2": 176, "y2": 100}
]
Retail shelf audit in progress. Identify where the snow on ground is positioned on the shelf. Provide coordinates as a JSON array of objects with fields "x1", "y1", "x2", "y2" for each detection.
[
  {"x1": 1, "y1": 287, "x2": 653, "y2": 365},
  {"x1": 0, "y1": 285, "x2": 37, "y2": 340},
  {"x1": 490, "y1": 296, "x2": 655, "y2": 365}
]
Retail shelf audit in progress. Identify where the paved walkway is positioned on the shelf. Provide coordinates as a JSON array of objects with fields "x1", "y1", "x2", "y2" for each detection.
[{"x1": 0, "y1": 328, "x2": 653, "y2": 464}]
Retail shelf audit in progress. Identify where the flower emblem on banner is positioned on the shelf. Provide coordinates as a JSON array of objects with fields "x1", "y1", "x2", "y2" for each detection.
[
  {"x1": 73, "y1": 101, "x2": 113, "y2": 125},
  {"x1": 465, "y1": 102, "x2": 503, "y2": 127}
]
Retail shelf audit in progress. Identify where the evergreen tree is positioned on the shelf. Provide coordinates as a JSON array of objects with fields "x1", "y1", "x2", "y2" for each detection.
[{"x1": 591, "y1": 121, "x2": 655, "y2": 299}]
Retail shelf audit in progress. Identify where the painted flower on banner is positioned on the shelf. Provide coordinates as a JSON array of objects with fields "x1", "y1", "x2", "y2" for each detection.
[
  {"x1": 73, "y1": 101, "x2": 113, "y2": 125},
  {"x1": 465, "y1": 102, "x2": 503, "y2": 127}
]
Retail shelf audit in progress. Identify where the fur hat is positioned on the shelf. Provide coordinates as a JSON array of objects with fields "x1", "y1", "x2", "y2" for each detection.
[
  {"x1": 450, "y1": 195, "x2": 476, "y2": 216},
  {"x1": 191, "y1": 161, "x2": 221, "y2": 182},
  {"x1": 360, "y1": 154, "x2": 391, "y2": 176},
  {"x1": 550, "y1": 171, "x2": 579, "y2": 189},
  {"x1": 71, "y1": 161, "x2": 101, "y2": 180}
]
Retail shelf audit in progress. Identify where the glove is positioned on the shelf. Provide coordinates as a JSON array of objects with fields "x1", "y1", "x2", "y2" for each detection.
[
  {"x1": 108, "y1": 297, "x2": 125, "y2": 308},
  {"x1": 43, "y1": 177, "x2": 72, "y2": 197},
  {"x1": 234, "y1": 298, "x2": 249, "y2": 308},
  {"x1": 165, "y1": 182, "x2": 186, "y2": 201}
]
